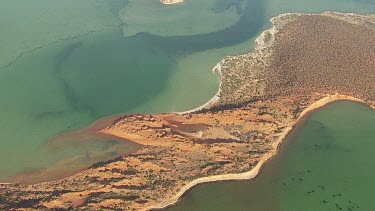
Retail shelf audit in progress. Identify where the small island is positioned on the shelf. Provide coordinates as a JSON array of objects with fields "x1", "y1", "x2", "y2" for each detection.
[
  {"x1": 160, "y1": 0, "x2": 184, "y2": 5},
  {"x1": 0, "y1": 12, "x2": 374, "y2": 211}
]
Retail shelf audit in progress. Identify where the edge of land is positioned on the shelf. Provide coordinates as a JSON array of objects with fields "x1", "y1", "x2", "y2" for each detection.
[
  {"x1": 145, "y1": 94, "x2": 370, "y2": 210},
  {"x1": 144, "y1": 11, "x2": 375, "y2": 209}
]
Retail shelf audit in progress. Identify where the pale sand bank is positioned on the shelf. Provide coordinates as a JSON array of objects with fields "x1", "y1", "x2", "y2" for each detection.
[{"x1": 160, "y1": 0, "x2": 184, "y2": 5}]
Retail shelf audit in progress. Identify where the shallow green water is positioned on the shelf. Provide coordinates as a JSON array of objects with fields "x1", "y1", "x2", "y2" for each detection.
[
  {"x1": 0, "y1": 0, "x2": 374, "y2": 182},
  {"x1": 0, "y1": 0, "x2": 263, "y2": 182},
  {"x1": 119, "y1": 0, "x2": 244, "y2": 37},
  {"x1": 167, "y1": 101, "x2": 375, "y2": 211}
]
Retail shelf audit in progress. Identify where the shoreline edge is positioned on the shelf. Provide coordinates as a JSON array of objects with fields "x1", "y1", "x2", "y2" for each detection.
[
  {"x1": 143, "y1": 12, "x2": 375, "y2": 210},
  {"x1": 145, "y1": 94, "x2": 372, "y2": 211}
]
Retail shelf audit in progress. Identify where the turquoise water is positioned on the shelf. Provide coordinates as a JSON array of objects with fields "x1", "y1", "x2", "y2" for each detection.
[
  {"x1": 167, "y1": 101, "x2": 375, "y2": 211},
  {"x1": 0, "y1": 0, "x2": 374, "y2": 182}
]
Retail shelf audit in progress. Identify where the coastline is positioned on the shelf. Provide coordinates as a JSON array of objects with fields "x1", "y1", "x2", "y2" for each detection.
[
  {"x1": 174, "y1": 13, "x2": 282, "y2": 115},
  {"x1": 144, "y1": 12, "x2": 375, "y2": 210},
  {"x1": 145, "y1": 94, "x2": 371, "y2": 211},
  {"x1": 174, "y1": 62, "x2": 223, "y2": 114},
  {"x1": 117, "y1": 12, "x2": 375, "y2": 210}
]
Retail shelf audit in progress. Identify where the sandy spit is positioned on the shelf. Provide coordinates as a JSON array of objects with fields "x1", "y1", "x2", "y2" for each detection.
[
  {"x1": 144, "y1": 94, "x2": 371, "y2": 211},
  {"x1": 144, "y1": 11, "x2": 374, "y2": 211}
]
